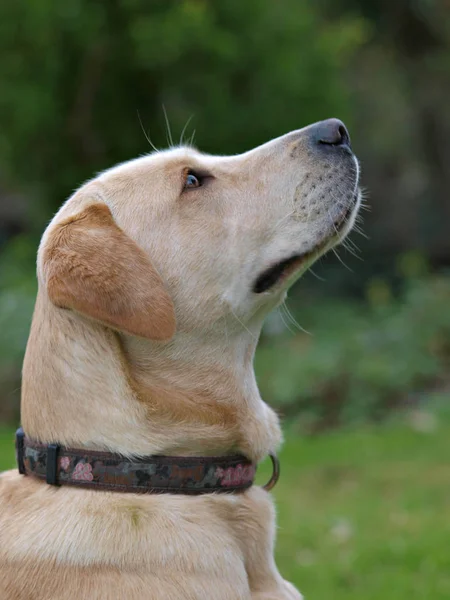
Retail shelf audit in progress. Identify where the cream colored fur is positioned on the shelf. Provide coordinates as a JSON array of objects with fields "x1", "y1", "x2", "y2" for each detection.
[{"x1": 0, "y1": 122, "x2": 360, "y2": 599}]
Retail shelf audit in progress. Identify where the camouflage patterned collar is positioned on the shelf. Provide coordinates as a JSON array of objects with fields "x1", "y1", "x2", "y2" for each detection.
[{"x1": 15, "y1": 427, "x2": 261, "y2": 495}]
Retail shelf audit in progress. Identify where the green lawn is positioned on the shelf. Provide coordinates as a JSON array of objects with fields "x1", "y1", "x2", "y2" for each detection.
[{"x1": 1, "y1": 413, "x2": 449, "y2": 599}]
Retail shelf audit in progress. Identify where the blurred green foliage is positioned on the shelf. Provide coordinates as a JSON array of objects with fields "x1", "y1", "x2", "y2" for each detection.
[
  {"x1": 0, "y1": 0, "x2": 366, "y2": 216},
  {"x1": 257, "y1": 260, "x2": 450, "y2": 432}
]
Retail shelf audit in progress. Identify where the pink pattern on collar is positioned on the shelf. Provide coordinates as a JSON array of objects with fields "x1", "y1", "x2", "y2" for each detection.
[
  {"x1": 72, "y1": 462, "x2": 93, "y2": 481},
  {"x1": 215, "y1": 463, "x2": 255, "y2": 487},
  {"x1": 59, "y1": 456, "x2": 70, "y2": 471}
]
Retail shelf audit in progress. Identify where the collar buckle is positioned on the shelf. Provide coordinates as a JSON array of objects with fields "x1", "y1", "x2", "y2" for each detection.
[{"x1": 263, "y1": 452, "x2": 280, "y2": 492}]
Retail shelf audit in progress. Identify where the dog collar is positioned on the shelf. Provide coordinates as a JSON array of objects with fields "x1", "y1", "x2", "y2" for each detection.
[{"x1": 15, "y1": 428, "x2": 279, "y2": 494}]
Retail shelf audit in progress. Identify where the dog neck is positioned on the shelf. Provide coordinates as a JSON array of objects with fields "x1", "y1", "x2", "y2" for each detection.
[{"x1": 20, "y1": 292, "x2": 282, "y2": 463}]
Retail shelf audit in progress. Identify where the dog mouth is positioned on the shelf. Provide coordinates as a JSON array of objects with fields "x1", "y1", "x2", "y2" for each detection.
[
  {"x1": 253, "y1": 193, "x2": 359, "y2": 294},
  {"x1": 253, "y1": 254, "x2": 304, "y2": 294}
]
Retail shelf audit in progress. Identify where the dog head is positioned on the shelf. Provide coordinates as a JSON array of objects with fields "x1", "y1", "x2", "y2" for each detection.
[{"x1": 40, "y1": 118, "x2": 360, "y2": 341}]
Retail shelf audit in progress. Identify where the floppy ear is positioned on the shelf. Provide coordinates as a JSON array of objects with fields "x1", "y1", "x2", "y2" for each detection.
[{"x1": 41, "y1": 203, "x2": 176, "y2": 341}]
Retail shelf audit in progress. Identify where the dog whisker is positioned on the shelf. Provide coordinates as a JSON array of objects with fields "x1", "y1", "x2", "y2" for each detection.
[
  {"x1": 342, "y1": 235, "x2": 361, "y2": 254},
  {"x1": 332, "y1": 247, "x2": 354, "y2": 272},
  {"x1": 342, "y1": 240, "x2": 363, "y2": 260},
  {"x1": 179, "y1": 115, "x2": 194, "y2": 146},
  {"x1": 281, "y1": 301, "x2": 311, "y2": 335},
  {"x1": 137, "y1": 110, "x2": 160, "y2": 153},
  {"x1": 230, "y1": 308, "x2": 258, "y2": 341},
  {"x1": 353, "y1": 224, "x2": 370, "y2": 239},
  {"x1": 189, "y1": 129, "x2": 197, "y2": 147},
  {"x1": 277, "y1": 306, "x2": 295, "y2": 335},
  {"x1": 307, "y1": 266, "x2": 326, "y2": 281},
  {"x1": 272, "y1": 209, "x2": 297, "y2": 232},
  {"x1": 162, "y1": 104, "x2": 174, "y2": 148}
]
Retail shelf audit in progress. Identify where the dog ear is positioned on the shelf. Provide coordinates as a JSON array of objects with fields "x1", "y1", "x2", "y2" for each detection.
[{"x1": 41, "y1": 203, "x2": 176, "y2": 341}]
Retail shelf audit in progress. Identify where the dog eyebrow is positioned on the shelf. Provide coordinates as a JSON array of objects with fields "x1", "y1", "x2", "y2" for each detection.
[{"x1": 183, "y1": 166, "x2": 214, "y2": 179}]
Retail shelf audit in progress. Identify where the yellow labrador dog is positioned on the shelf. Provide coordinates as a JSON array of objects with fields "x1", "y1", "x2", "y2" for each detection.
[{"x1": 0, "y1": 119, "x2": 360, "y2": 599}]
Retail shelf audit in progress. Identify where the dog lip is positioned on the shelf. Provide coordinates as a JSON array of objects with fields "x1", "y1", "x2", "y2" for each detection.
[
  {"x1": 334, "y1": 195, "x2": 358, "y2": 232},
  {"x1": 253, "y1": 254, "x2": 304, "y2": 294}
]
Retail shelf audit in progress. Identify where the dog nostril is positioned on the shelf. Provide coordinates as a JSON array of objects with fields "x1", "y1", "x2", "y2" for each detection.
[
  {"x1": 337, "y1": 125, "x2": 349, "y2": 146},
  {"x1": 314, "y1": 118, "x2": 351, "y2": 149}
]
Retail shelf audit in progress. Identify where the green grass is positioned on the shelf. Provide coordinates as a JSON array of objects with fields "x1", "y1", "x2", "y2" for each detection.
[
  {"x1": 0, "y1": 426, "x2": 18, "y2": 471},
  {"x1": 1, "y1": 413, "x2": 449, "y2": 599}
]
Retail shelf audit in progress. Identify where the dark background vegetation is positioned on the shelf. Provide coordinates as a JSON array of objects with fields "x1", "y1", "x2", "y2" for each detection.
[
  {"x1": 1, "y1": 0, "x2": 449, "y2": 428},
  {"x1": 1, "y1": 2, "x2": 450, "y2": 597}
]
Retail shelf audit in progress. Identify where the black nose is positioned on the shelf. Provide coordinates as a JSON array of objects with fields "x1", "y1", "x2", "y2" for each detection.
[{"x1": 312, "y1": 118, "x2": 351, "y2": 149}]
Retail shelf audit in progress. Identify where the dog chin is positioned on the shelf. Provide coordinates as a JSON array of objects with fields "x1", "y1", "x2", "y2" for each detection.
[
  {"x1": 253, "y1": 188, "x2": 361, "y2": 295},
  {"x1": 335, "y1": 189, "x2": 361, "y2": 238}
]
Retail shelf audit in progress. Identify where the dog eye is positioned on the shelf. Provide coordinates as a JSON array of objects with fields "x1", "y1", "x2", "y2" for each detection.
[{"x1": 184, "y1": 171, "x2": 202, "y2": 189}]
